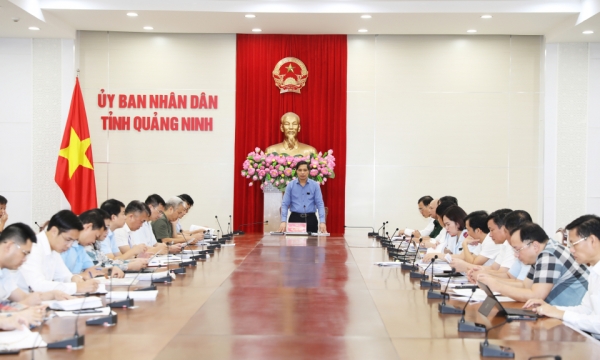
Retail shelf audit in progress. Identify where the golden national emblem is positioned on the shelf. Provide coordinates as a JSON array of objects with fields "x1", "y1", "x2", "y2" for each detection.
[{"x1": 272, "y1": 57, "x2": 308, "y2": 94}]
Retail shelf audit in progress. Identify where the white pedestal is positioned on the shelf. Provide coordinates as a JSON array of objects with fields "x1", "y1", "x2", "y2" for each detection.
[{"x1": 263, "y1": 182, "x2": 283, "y2": 234}]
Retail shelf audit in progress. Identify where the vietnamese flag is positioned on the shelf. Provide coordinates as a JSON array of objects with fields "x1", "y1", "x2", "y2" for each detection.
[{"x1": 55, "y1": 78, "x2": 97, "y2": 214}]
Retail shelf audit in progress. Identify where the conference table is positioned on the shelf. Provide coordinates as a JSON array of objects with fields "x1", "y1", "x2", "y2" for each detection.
[{"x1": 8, "y1": 233, "x2": 599, "y2": 359}]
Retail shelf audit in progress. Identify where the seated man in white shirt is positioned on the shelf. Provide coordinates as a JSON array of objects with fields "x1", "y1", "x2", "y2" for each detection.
[
  {"x1": 451, "y1": 209, "x2": 512, "y2": 271},
  {"x1": 0, "y1": 223, "x2": 70, "y2": 326},
  {"x1": 468, "y1": 210, "x2": 532, "y2": 282},
  {"x1": 114, "y1": 200, "x2": 152, "y2": 258},
  {"x1": 18, "y1": 210, "x2": 98, "y2": 295},
  {"x1": 175, "y1": 194, "x2": 208, "y2": 240},
  {"x1": 524, "y1": 215, "x2": 600, "y2": 339},
  {"x1": 399, "y1": 196, "x2": 435, "y2": 239},
  {"x1": 452, "y1": 210, "x2": 498, "y2": 264},
  {"x1": 127, "y1": 195, "x2": 181, "y2": 254}
]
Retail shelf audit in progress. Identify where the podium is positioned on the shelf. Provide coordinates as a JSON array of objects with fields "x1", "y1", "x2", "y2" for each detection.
[{"x1": 263, "y1": 182, "x2": 283, "y2": 233}]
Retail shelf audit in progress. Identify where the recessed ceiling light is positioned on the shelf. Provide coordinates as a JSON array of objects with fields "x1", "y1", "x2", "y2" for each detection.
[
  {"x1": 358, "y1": 29, "x2": 368, "y2": 33},
  {"x1": 583, "y1": 30, "x2": 594, "y2": 34},
  {"x1": 467, "y1": 29, "x2": 477, "y2": 33},
  {"x1": 252, "y1": 28, "x2": 262, "y2": 32},
  {"x1": 481, "y1": 15, "x2": 492, "y2": 19},
  {"x1": 245, "y1": 14, "x2": 255, "y2": 18},
  {"x1": 28, "y1": 26, "x2": 39, "y2": 30},
  {"x1": 127, "y1": 12, "x2": 138, "y2": 17},
  {"x1": 143, "y1": 26, "x2": 153, "y2": 30},
  {"x1": 361, "y1": 15, "x2": 371, "y2": 19}
]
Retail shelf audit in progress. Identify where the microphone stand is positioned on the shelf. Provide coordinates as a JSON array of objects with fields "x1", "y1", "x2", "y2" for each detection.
[
  {"x1": 167, "y1": 242, "x2": 186, "y2": 274},
  {"x1": 480, "y1": 319, "x2": 515, "y2": 358},
  {"x1": 215, "y1": 216, "x2": 230, "y2": 242},
  {"x1": 410, "y1": 254, "x2": 434, "y2": 279},
  {"x1": 401, "y1": 239, "x2": 421, "y2": 270},
  {"x1": 427, "y1": 256, "x2": 446, "y2": 299},
  {"x1": 383, "y1": 228, "x2": 399, "y2": 249},
  {"x1": 389, "y1": 234, "x2": 411, "y2": 257},
  {"x1": 179, "y1": 231, "x2": 202, "y2": 263},
  {"x1": 47, "y1": 293, "x2": 89, "y2": 349},
  {"x1": 343, "y1": 225, "x2": 378, "y2": 237},
  {"x1": 152, "y1": 243, "x2": 173, "y2": 284},
  {"x1": 420, "y1": 257, "x2": 441, "y2": 288},
  {"x1": 437, "y1": 268, "x2": 463, "y2": 314},
  {"x1": 457, "y1": 288, "x2": 485, "y2": 332},
  {"x1": 376, "y1": 221, "x2": 389, "y2": 241},
  {"x1": 87, "y1": 269, "x2": 118, "y2": 326},
  {"x1": 107, "y1": 267, "x2": 135, "y2": 308}
]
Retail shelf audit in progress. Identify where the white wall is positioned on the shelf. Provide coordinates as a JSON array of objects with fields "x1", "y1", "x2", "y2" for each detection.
[
  {"x1": 79, "y1": 32, "x2": 236, "y2": 230},
  {"x1": 544, "y1": 41, "x2": 600, "y2": 232},
  {"x1": 0, "y1": 38, "x2": 73, "y2": 229},
  {"x1": 346, "y1": 35, "x2": 544, "y2": 233}
]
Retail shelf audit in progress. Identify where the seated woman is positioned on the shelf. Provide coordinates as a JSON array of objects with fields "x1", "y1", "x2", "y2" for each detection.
[{"x1": 423, "y1": 205, "x2": 478, "y2": 262}]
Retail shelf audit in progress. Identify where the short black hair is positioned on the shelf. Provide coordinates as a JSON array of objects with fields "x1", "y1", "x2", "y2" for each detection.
[
  {"x1": 146, "y1": 194, "x2": 166, "y2": 208},
  {"x1": 178, "y1": 194, "x2": 194, "y2": 206},
  {"x1": 516, "y1": 222, "x2": 548, "y2": 244},
  {"x1": 0, "y1": 195, "x2": 6, "y2": 205},
  {"x1": 143, "y1": 203, "x2": 151, "y2": 216},
  {"x1": 436, "y1": 201, "x2": 455, "y2": 218},
  {"x1": 465, "y1": 211, "x2": 490, "y2": 233},
  {"x1": 79, "y1": 209, "x2": 110, "y2": 230},
  {"x1": 443, "y1": 205, "x2": 468, "y2": 231},
  {"x1": 296, "y1": 161, "x2": 309, "y2": 170},
  {"x1": 505, "y1": 210, "x2": 533, "y2": 234},
  {"x1": 125, "y1": 200, "x2": 148, "y2": 216},
  {"x1": 566, "y1": 215, "x2": 600, "y2": 240},
  {"x1": 47, "y1": 210, "x2": 84, "y2": 234},
  {"x1": 418, "y1": 196, "x2": 434, "y2": 206},
  {"x1": 0, "y1": 223, "x2": 37, "y2": 245},
  {"x1": 487, "y1": 209, "x2": 513, "y2": 228},
  {"x1": 439, "y1": 196, "x2": 458, "y2": 206},
  {"x1": 100, "y1": 199, "x2": 125, "y2": 218}
]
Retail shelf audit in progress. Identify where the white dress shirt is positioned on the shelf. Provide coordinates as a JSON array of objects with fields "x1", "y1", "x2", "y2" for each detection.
[
  {"x1": 557, "y1": 261, "x2": 600, "y2": 338},
  {"x1": 404, "y1": 217, "x2": 435, "y2": 237},
  {"x1": 114, "y1": 223, "x2": 134, "y2": 248},
  {"x1": 478, "y1": 234, "x2": 504, "y2": 266},
  {"x1": 17, "y1": 231, "x2": 77, "y2": 295},
  {"x1": 130, "y1": 221, "x2": 158, "y2": 247},
  {"x1": 494, "y1": 241, "x2": 517, "y2": 269}
]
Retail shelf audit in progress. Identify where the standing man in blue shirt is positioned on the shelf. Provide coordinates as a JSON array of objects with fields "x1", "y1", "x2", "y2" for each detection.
[{"x1": 278, "y1": 161, "x2": 327, "y2": 233}]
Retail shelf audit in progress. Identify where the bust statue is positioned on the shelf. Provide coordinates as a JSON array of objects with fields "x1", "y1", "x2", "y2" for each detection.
[{"x1": 266, "y1": 112, "x2": 316, "y2": 157}]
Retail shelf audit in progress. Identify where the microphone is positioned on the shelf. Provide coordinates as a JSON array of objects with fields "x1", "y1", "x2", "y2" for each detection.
[
  {"x1": 381, "y1": 231, "x2": 392, "y2": 247},
  {"x1": 401, "y1": 238, "x2": 421, "y2": 270},
  {"x1": 152, "y1": 243, "x2": 174, "y2": 283},
  {"x1": 457, "y1": 288, "x2": 486, "y2": 332},
  {"x1": 437, "y1": 268, "x2": 463, "y2": 314},
  {"x1": 166, "y1": 242, "x2": 186, "y2": 275},
  {"x1": 420, "y1": 252, "x2": 441, "y2": 288},
  {"x1": 344, "y1": 225, "x2": 378, "y2": 237},
  {"x1": 411, "y1": 254, "x2": 434, "y2": 279},
  {"x1": 376, "y1": 221, "x2": 388, "y2": 240},
  {"x1": 390, "y1": 234, "x2": 412, "y2": 257},
  {"x1": 179, "y1": 231, "x2": 202, "y2": 263},
  {"x1": 47, "y1": 293, "x2": 89, "y2": 349},
  {"x1": 228, "y1": 215, "x2": 233, "y2": 236},
  {"x1": 234, "y1": 221, "x2": 268, "y2": 235},
  {"x1": 30, "y1": 309, "x2": 52, "y2": 358},
  {"x1": 107, "y1": 267, "x2": 135, "y2": 308},
  {"x1": 215, "y1": 216, "x2": 230, "y2": 242},
  {"x1": 426, "y1": 256, "x2": 446, "y2": 299},
  {"x1": 480, "y1": 319, "x2": 515, "y2": 357},
  {"x1": 528, "y1": 356, "x2": 561, "y2": 360}
]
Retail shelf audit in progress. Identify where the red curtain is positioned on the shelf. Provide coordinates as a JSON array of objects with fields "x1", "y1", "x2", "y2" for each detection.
[{"x1": 234, "y1": 35, "x2": 347, "y2": 234}]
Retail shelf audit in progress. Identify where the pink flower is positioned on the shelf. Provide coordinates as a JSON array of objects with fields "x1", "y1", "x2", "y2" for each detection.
[
  {"x1": 320, "y1": 168, "x2": 329, "y2": 176},
  {"x1": 274, "y1": 180, "x2": 279, "y2": 185},
  {"x1": 328, "y1": 149, "x2": 333, "y2": 154},
  {"x1": 249, "y1": 182, "x2": 253, "y2": 186},
  {"x1": 323, "y1": 178, "x2": 327, "y2": 183},
  {"x1": 293, "y1": 177, "x2": 297, "y2": 180},
  {"x1": 252, "y1": 175, "x2": 258, "y2": 181},
  {"x1": 260, "y1": 166, "x2": 265, "y2": 170},
  {"x1": 266, "y1": 154, "x2": 275, "y2": 163},
  {"x1": 255, "y1": 147, "x2": 261, "y2": 153},
  {"x1": 241, "y1": 170, "x2": 246, "y2": 176},
  {"x1": 248, "y1": 167, "x2": 256, "y2": 176},
  {"x1": 243, "y1": 161, "x2": 250, "y2": 170},
  {"x1": 277, "y1": 156, "x2": 286, "y2": 165},
  {"x1": 310, "y1": 169, "x2": 318, "y2": 177},
  {"x1": 270, "y1": 169, "x2": 278, "y2": 177},
  {"x1": 284, "y1": 168, "x2": 293, "y2": 176},
  {"x1": 258, "y1": 170, "x2": 266, "y2": 178},
  {"x1": 246, "y1": 175, "x2": 250, "y2": 179}
]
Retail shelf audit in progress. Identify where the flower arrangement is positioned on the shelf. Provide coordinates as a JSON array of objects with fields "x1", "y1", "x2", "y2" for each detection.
[{"x1": 241, "y1": 147, "x2": 336, "y2": 191}]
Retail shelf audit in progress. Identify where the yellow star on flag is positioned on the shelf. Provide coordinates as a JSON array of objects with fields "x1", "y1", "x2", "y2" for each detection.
[
  {"x1": 285, "y1": 64, "x2": 295, "y2": 73},
  {"x1": 58, "y1": 128, "x2": 94, "y2": 179}
]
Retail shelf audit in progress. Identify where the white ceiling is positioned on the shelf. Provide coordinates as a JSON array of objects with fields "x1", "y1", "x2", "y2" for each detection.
[{"x1": 0, "y1": 0, "x2": 599, "y2": 42}]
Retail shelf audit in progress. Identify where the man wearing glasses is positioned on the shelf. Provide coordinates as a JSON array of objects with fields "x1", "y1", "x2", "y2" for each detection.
[
  {"x1": 523, "y1": 215, "x2": 600, "y2": 339},
  {"x1": 478, "y1": 222, "x2": 589, "y2": 306},
  {"x1": 18, "y1": 210, "x2": 98, "y2": 295}
]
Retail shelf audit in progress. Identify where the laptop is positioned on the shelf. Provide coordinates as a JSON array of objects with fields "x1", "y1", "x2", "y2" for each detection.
[{"x1": 477, "y1": 282, "x2": 538, "y2": 320}]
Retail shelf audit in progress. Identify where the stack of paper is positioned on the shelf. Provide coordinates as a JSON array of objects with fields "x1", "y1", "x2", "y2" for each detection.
[
  {"x1": 0, "y1": 328, "x2": 46, "y2": 350},
  {"x1": 74, "y1": 283, "x2": 107, "y2": 295},
  {"x1": 43, "y1": 296, "x2": 103, "y2": 311},
  {"x1": 54, "y1": 307, "x2": 112, "y2": 317},
  {"x1": 374, "y1": 262, "x2": 404, "y2": 267},
  {"x1": 105, "y1": 290, "x2": 158, "y2": 301}
]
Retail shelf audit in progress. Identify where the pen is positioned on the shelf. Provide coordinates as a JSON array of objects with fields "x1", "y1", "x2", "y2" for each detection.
[
  {"x1": 88, "y1": 271, "x2": 93, "y2": 280},
  {"x1": 28, "y1": 286, "x2": 34, "y2": 293}
]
